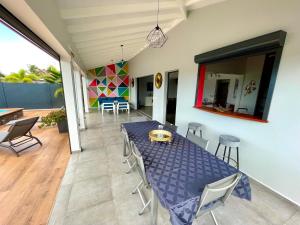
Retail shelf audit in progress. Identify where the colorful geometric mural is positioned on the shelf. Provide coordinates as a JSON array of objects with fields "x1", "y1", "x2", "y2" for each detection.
[{"x1": 87, "y1": 61, "x2": 130, "y2": 108}]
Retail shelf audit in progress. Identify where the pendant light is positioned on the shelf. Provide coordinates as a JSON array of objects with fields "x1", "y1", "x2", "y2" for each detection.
[{"x1": 146, "y1": 0, "x2": 168, "y2": 48}]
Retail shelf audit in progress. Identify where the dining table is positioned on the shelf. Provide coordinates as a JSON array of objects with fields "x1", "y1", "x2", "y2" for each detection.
[{"x1": 121, "y1": 120, "x2": 251, "y2": 225}]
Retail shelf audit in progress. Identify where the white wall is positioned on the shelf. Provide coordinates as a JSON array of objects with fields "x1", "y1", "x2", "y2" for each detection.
[{"x1": 129, "y1": 0, "x2": 300, "y2": 205}]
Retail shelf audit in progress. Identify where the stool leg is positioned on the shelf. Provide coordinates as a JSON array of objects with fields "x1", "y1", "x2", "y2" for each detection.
[
  {"x1": 222, "y1": 146, "x2": 227, "y2": 161},
  {"x1": 227, "y1": 147, "x2": 231, "y2": 163},
  {"x1": 215, "y1": 143, "x2": 220, "y2": 156},
  {"x1": 236, "y1": 147, "x2": 239, "y2": 169},
  {"x1": 186, "y1": 128, "x2": 190, "y2": 137}
]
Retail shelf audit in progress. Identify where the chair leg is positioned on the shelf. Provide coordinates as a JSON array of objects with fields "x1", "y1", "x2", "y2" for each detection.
[
  {"x1": 139, "y1": 198, "x2": 151, "y2": 215},
  {"x1": 125, "y1": 158, "x2": 136, "y2": 174},
  {"x1": 8, "y1": 144, "x2": 20, "y2": 157},
  {"x1": 236, "y1": 147, "x2": 239, "y2": 169},
  {"x1": 132, "y1": 180, "x2": 143, "y2": 194},
  {"x1": 132, "y1": 179, "x2": 151, "y2": 215},
  {"x1": 123, "y1": 139, "x2": 128, "y2": 157},
  {"x1": 200, "y1": 130, "x2": 203, "y2": 138},
  {"x1": 227, "y1": 147, "x2": 231, "y2": 163},
  {"x1": 32, "y1": 136, "x2": 43, "y2": 146},
  {"x1": 186, "y1": 128, "x2": 190, "y2": 137},
  {"x1": 210, "y1": 211, "x2": 219, "y2": 225},
  {"x1": 215, "y1": 143, "x2": 220, "y2": 156},
  {"x1": 222, "y1": 146, "x2": 227, "y2": 161}
]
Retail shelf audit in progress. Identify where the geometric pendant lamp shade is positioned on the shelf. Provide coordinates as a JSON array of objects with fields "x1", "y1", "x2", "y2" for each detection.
[
  {"x1": 146, "y1": 25, "x2": 168, "y2": 48},
  {"x1": 146, "y1": 0, "x2": 167, "y2": 48}
]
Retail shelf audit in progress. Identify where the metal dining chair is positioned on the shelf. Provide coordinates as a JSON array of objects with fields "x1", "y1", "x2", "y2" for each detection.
[
  {"x1": 187, "y1": 132, "x2": 209, "y2": 150},
  {"x1": 121, "y1": 128, "x2": 136, "y2": 174},
  {"x1": 195, "y1": 173, "x2": 242, "y2": 225},
  {"x1": 131, "y1": 141, "x2": 151, "y2": 215},
  {"x1": 164, "y1": 123, "x2": 178, "y2": 132}
]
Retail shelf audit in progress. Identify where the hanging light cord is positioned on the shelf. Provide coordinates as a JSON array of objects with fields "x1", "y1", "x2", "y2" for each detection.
[
  {"x1": 156, "y1": 0, "x2": 160, "y2": 27},
  {"x1": 121, "y1": 44, "x2": 124, "y2": 61}
]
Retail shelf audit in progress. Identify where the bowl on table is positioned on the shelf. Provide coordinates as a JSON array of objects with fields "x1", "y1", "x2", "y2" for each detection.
[{"x1": 149, "y1": 130, "x2": 172, "y2": 143}]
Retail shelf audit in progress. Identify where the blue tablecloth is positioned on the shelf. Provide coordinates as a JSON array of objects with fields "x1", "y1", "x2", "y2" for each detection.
[{"x1": 122, "y1": 121, "x2": 251, "y2": 225}]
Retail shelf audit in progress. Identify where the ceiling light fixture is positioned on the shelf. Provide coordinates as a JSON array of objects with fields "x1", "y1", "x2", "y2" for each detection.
[{"x1": 146, "y1": 0, "x2": 168, "y2": 48}]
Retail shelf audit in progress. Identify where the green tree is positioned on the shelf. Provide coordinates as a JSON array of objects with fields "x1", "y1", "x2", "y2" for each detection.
[
  {"x1": 0, "y1": 68, "x2": 41, "y2": 83},
  {"x1": 28, "y1": 64, "x2": 43, "y2": 75},
  {"x1": 44, "y1": 65, "x2": 63, "y2": 97}
]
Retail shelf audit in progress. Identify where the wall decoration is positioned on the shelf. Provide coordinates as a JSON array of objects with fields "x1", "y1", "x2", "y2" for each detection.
[
  {"x1": 155, "y1": 72, "x2": 163, "y2": 89},
  {"x1": 87, "y1": 61, "x2": 130, "y2": 108},
  {"x1": 244, "y1": 80, "x2": 256, "y2": 96}
]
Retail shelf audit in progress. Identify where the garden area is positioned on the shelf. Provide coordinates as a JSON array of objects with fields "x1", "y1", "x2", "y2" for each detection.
[{"x1": 0, "y1": 65, "x2": 64, "y2": 109}]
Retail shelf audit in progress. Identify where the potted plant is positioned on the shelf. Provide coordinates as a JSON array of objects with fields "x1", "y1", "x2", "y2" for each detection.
[{"x1": 39, "y1": 109, "x2": 68, "y2": 133}]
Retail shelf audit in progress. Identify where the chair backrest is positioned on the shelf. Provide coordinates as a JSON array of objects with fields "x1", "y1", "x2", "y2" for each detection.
[
  {"x1": 121, "y1": 128, "x2": 131, "y2": 152},
  {"x1": 118, "y1": 102, "x2": 129, "y2": 108},
  {"x1": 164, "y1": 123, "x2": 178, "y2": 132},
  {"x1": 102, "y1": 102, "x2": 114, "y2": 109},
  {"x1": 196, "y1": 173, "x2": 242, "y2": 216},
  {"x1": 5, "y1": 117, "x2": 39, "y2": 141},
  {"x1": 131, "y1": 141, "x2": 148, "y2": 185},
  {"x1": 187, "y1": 132, "x2": 209, "y2": 150}
]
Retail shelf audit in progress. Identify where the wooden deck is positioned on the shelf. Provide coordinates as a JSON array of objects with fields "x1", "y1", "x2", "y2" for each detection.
[{"x1": 0, "y1": 110, "x2": 70, "y2": 225}]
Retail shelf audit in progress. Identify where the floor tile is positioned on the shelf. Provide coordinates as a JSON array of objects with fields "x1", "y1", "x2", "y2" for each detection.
[
  {"x1": 67, "y1": 176, "x2": 112, "y2": 212},
  {"x1": 65, "y1": 201, "x2": 119, "y2": 225}
]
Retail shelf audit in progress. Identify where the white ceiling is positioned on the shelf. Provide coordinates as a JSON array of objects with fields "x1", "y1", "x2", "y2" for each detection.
[{"x1": 57, "y1": 0, "x2": 226, "y2": 69}]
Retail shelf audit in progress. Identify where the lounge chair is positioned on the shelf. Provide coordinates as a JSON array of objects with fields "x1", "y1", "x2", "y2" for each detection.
[{"x1": 0, "y1": 117, "x2": 42, "y2": 156}]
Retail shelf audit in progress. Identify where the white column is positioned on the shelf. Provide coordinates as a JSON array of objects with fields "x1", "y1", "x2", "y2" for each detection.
[
  {"x1": 74, "y1": 70, "x2": 86, "y2": 130},
  {"x1": 82, "y1": 73, "x2": 90, "y2": 113},
  {"x1": 60, "y1": 60, "x2": 81, "y2": 152}
]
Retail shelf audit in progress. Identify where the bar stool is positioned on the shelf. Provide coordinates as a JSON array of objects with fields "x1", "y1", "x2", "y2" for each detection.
[
  {"x1": 215, "y1": 135, "x2": 240, "y2": 169},
  {"x1": 186, "y1": 122, "x2": 203, "y2": 138}
]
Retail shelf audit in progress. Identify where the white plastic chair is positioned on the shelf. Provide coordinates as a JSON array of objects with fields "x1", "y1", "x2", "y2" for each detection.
[
  {"x1": 101, "y1": 102, "x2": 115, "y2": 115},
  {"x1": 131, "y1": 141, "x2": 151, "y2": 215},
  {"x1": 195, "y1": 173, "x2": 242, "y2": 225},
  {"x1": 187, "y1": 132, "x2": 209, "y2": 150},
  {"x1": 117, "y1": 102, "x2": 130, "y2": 114}
]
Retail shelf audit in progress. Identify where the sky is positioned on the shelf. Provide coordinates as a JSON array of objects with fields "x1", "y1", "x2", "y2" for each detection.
[{"x1": 0, "y1": 21, "x2": 60, "y2": 75}]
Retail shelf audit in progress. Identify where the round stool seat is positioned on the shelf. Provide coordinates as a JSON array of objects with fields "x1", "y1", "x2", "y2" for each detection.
[
  {"x1": 188, "y1": 122, "x2": 203, "y2": 130},
  {"x1": 219, "y1": 135, "x2": 240, "y2": 148}
]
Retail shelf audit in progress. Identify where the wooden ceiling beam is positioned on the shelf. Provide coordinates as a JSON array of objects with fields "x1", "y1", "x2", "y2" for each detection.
[
  {"x1": 60, "y1": 1, "x2": 178, "y2": 19},
  {"x1": 67, "y1": 13, "x2": 180, "y2": 33}
]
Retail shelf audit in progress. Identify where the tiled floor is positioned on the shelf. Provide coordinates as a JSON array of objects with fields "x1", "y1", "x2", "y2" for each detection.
[
  {"x1": 138, "y1": 106, "x2": 153, "y2": 118},
  {"x1": 48, "y1": 111, "x2": 300, "y2": 225}
]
